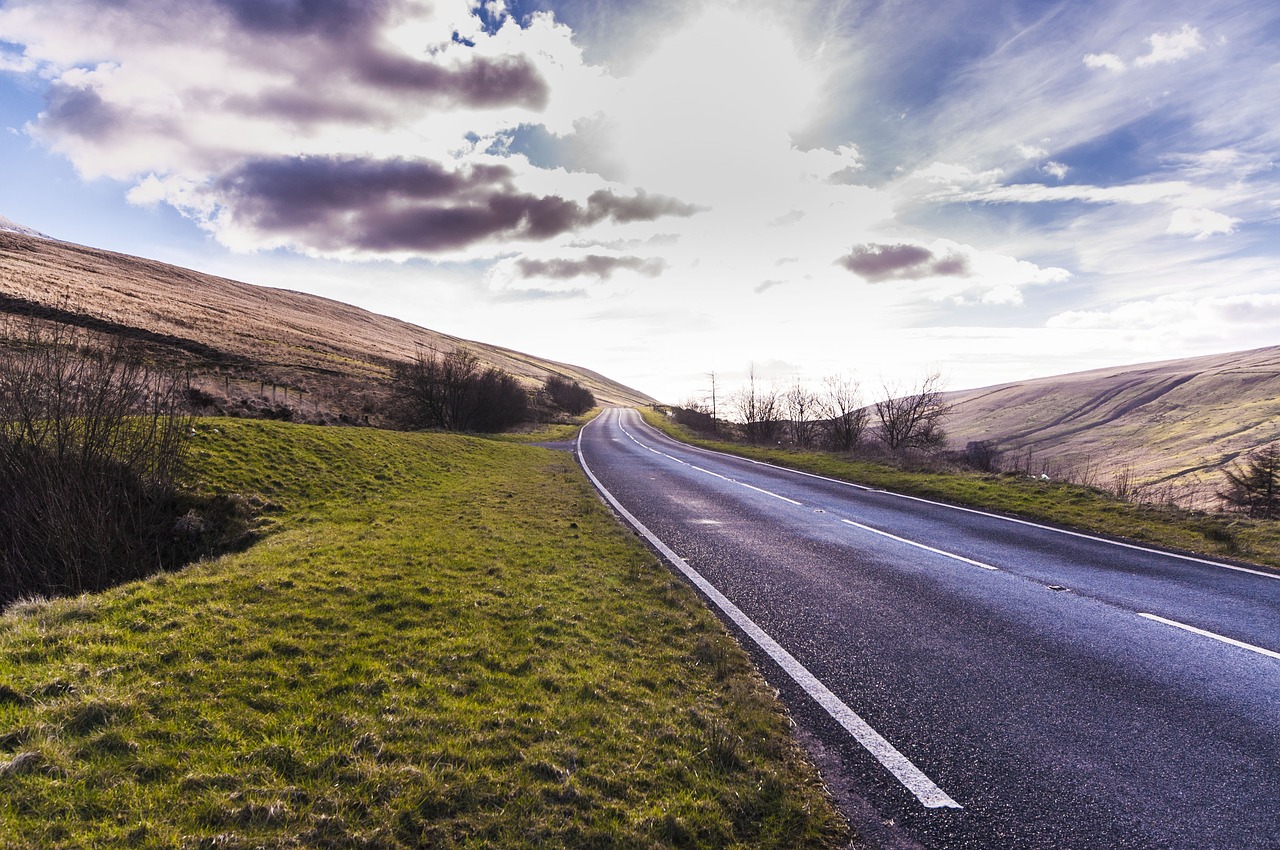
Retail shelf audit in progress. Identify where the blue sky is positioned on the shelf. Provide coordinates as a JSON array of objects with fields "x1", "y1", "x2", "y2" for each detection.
[{"x1": 1, "y1": 0, "x2": 1278, "y2": 404}]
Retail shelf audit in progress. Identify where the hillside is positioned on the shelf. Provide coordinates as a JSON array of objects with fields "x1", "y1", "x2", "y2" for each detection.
[
  {"x1": 944, "y1": 346, "x2": 1280, "y2": 507},
  {"x1": 0, "y1": 230, "x2": 654, "y2": 423}
]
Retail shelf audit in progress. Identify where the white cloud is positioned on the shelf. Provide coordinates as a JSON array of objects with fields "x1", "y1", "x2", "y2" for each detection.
[
  {"x1": 1048, "y1": 293, "x2": 1280, "y2": 335},
  {"x1": 1042, "y1": 161, "x2": 1070, "y2": 180},
  {"x1": 1135, "y1": 24, "x2": 1205, "y2": 68},
  {"x1": 1084, "y1": 52, "x2": 1126, "y2": 72},
  {"x1": 1167, "y1": 208, "x2": 1238, "y2": 239},
  {"x1": 0, "y1": 49, "x2": 35, "y2": 74},
  {"x1": 913, "y1": 161, "x2": 1005, "y2": 188},
  {"x1": 956, "y1": 179, "x2": 1196, "y2": 207}
]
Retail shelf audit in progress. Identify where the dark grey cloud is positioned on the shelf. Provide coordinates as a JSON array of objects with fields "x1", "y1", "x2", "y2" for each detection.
[
  {"x1": 214, "y1": 0, "x2": 548, "y2": 110},
  {"x1": 214, "y1": 156, "x2": 701, "y2": 254},
  {"x1": 583, "y1": 189, "x2": 704, "y2": 223},
  {"x1": 43, "y1": 84, "x2": 124, "y2": 139},
  {"x1": 79, "y1": 0, "x2": 546, "y2": 120},
  {"x1": 837, "y1": 243, "x2": 970, "y2": 282},
  {"x1": 355, "y1": 53, "x2": 549, "y2": 109},
  {"x1": 516, "y1": 255, "x2": 666, "y2": 280},
  {"x1": 216, "y1": 0, "x2": 389, "y2": 36}
]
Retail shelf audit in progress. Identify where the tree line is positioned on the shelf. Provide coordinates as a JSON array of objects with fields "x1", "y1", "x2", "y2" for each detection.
[
  {"x1": 679, "y1": 364, "x2": 1280, "y2": 519},
  {"x1": 678, "y1": 367, "x2": 951, "y2": 454}
]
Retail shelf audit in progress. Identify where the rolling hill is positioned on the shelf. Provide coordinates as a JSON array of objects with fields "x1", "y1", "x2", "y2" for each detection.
[
  {"x1": 0, "y1": 229, "x2": 654, "y2": 423},
  {"x1": 944, "y1": 346, "x2": 1280, "y2": 508}
]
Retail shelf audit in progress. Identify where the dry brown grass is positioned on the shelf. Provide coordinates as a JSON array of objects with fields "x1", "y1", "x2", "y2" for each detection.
[
  {"x1": 0, "y1": 232, "x2": 653, "y2": 424},
  {"x1": 944, "y1": 347, "x2": 1280, "y2": 507}
]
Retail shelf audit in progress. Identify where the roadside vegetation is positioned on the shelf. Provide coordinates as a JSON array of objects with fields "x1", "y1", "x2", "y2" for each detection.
[
  {"x1": 389, "y1": 345, "x2": 595, "y2": 435},
  {"x1": 0, "y1": 418, "x2": 847, "y2": 848},
  {"x1": 644, "y1": 406, "x2": 1280, "y2": 571},
  {"x1": 0, "y1": 320, "x2": 252, "y2": 606}
]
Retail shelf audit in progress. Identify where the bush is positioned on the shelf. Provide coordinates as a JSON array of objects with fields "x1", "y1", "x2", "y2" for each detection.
[
  {"x1": 390, "y1": 346, "x2": 528, "y2": 433},
  {"x1": 673, "y1": 405, "x2": 718, "y2": 433},
  {"x1": 544, "y1": 375, "x2": 595, "y2": 416},
  {"x1": 0, "y1": 320, "x2": 198, "y2": 605}
]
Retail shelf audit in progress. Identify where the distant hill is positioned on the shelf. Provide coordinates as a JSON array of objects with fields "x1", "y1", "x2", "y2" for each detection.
[
  {"x1": 944, "y1": 347, "x2": 1280, "y2": 507},
  {"x1": 0, "y1": 230, "x2": 654, "y2": 424},
  {"x1": 0, "y1": 215, "x2": 50, "y2": 240}
]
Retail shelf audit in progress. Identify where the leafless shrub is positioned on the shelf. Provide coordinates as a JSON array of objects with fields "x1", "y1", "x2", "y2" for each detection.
[
  {"x1": 0, "y1": 319, "x2": 194, "y2": 604},
  {"x1": 963, "y1": 440, "x2": 1002, "y2": 473},
  {"x1": 1110, "y1": 465, "x2": 1135, "y2": 501},
  {"x1": 543, "y1": 374, "x2": 595, "y2": 416},
  {"x1": 390, "y1": 346, "x2": 528, "y2": 433}
]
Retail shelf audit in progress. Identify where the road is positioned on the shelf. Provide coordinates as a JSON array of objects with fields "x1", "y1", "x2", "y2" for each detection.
[{"x1": 577, "y1": 408, "x2": 1280, "y2": 850}]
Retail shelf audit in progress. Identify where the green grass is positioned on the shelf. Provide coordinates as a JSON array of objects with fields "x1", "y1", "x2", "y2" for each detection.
[
  {"x1": 487, "y1": 410, "x2": 597, "y2": 444},
  {"x1": 641, "y1": 408, "x2": 1280, "y2": 571},
  {"x1": 0, "y1": 419, "x2": 847, "y2": 848}
]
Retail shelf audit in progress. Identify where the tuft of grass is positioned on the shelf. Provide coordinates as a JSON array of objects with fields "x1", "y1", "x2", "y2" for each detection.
[
  {"x1": 641, "y1": 408, "x2": 1280, "y2": 571},
  {"x1": 0, "y1": 418, "x2": 847, "y2": 848}
]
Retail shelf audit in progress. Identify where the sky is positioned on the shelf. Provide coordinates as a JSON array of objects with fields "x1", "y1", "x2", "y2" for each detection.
[{"x1": 1, "y1": 0, "x2": 1278, "y2": 405}]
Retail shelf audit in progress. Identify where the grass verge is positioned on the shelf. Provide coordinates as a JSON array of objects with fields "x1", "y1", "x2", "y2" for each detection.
[
  {"x1": 487, "y1": 409, "x2": 599, "y2": 444},
  {"x1": 640, "y1": 408, "x2": 1280, "y2": 571},
  {"x1": 0, "y1": 418, "x2": 847, "y2": 849}
]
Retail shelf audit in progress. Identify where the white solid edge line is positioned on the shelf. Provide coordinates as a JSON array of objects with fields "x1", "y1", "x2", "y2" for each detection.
[
  {"x1": 624, "y1": 412, "x2": 993, "y2": 573},
  {"x1": 626, "y1": 411, "x2": 1280, "y2": 583},
  {"x1": 840, "y1": 519, "x2": 999, "y2": 571},
  {"x1": 578, "y1": 416, "x2": 962, "y2": 810},
  {"x1": 1137, "y1": 613, "x2": 1280, "y2": 661}
]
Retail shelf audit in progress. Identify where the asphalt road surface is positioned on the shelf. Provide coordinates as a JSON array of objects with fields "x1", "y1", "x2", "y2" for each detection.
[{"x1": 577, "y1": 408, "x2": 1280, "y2": 850}]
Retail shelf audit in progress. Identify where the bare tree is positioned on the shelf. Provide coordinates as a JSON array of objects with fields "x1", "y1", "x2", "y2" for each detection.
[
  {"x1": 874, "y1": 371, "x2": 951, "y2": 451},
  {"x1": 819, "y1": 374, "x2": 868, "y2": 452},
  {"x1": 782, "y1": 380, "x2": 821, "y2": 448},
  {"x1": 703, "y1": 370, "x2": 721, "y2": 431},
  {"x1": 733, "y1": 365, "x2": 781, "y2": 444}
]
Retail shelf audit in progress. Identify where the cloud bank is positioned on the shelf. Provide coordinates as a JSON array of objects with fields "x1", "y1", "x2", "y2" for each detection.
[
  {"x1": 3, "y1": 0, "x2": 1278, "y2": 404},
  {"x1": 0, "y1": 0, "x2": 699, "y2": 257}
]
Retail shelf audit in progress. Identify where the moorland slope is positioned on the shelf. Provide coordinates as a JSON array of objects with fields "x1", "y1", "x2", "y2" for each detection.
[
  {"x1": 945, "y1": 346, "x2": 1280, "y2": 506},
  {"x1": 0, "y1": 230, "x2": 653, "y2": 423}
]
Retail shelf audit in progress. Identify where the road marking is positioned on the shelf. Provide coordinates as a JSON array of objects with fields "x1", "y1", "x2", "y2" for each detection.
[
  {"x1": 840, "y1": 519, "x2": 999, "y2": 571},
  {"x1": 618, "y1": 422, "x2": 803, "y2": 506},
  {"x1": 626, "y1": 411, "x2": 1280, "y2": 583},
  {"x1": 579, "y1": 419, "x2": 962, "y2": 810},
  {"x1": 1138, "y1": 614, "x2": 1280, "y2": 661},
  {"x1": 623, "y1": 417, "x2": 996, "y2": 570}
]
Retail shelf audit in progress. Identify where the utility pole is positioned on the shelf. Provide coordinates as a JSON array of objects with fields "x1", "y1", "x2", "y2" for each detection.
[{"x1": 705, "y1": 370, "x2": 719, "y2": 431}]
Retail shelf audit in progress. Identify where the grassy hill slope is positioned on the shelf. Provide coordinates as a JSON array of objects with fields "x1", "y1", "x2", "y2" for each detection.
[
  {"x1": 0, "y1": 420, "x2": 845, "y2": 848},
  {"x1": 0, "y1": 232, "x2": 654, "y2": 423},
  {"x1": 944, "y1": 346, "x2": 1280, "y2": 506}
]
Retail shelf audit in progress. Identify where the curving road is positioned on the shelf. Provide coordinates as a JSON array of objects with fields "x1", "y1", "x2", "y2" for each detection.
[{"x1": 577, "y1": 408, "x2": 1280, "y2": 850}]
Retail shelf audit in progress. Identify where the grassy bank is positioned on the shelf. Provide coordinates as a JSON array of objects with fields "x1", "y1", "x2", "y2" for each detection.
[
  {"x1": 0, "y1": 419, "x2": 847, "y2": 848},
  {"x1": 641, "y1": 408, "x2": 1280, "y2": 571}
]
